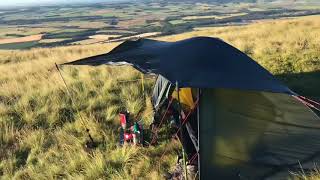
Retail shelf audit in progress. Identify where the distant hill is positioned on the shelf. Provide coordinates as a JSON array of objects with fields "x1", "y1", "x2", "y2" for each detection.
[
  {"x1": 1, "y1": 0, "x2": 318, "y2": 7},
  {"x1": 152, "y1": 0, "x2": 266, "y2": 3},
  {"x1": 149, "y1": 0, "x2": 319, "y2": 3}
]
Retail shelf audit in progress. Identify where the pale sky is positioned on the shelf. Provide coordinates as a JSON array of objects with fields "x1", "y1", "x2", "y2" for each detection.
[{"x1": 0, "y1": 0, "x2": 123, "y2": 7}]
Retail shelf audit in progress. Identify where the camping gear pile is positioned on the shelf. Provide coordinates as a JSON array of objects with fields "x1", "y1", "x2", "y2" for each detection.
[
  {"x1": 119, "y1": 111, "x2": 144, "y2": 146},
  {"x1": 62, "y1": 37, "x2": 320, "y2": 179}
]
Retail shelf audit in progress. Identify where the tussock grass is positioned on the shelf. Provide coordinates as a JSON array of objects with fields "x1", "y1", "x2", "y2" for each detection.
[{"x1": 0, "y1": 16, "x2": 320, "y2": 179}]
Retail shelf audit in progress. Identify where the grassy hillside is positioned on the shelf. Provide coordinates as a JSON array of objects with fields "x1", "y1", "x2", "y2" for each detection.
[{"x1": 0, "y1": 15, "x2": 319, "y2": 179}]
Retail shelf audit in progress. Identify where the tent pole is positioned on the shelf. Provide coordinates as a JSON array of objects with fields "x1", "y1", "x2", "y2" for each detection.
[
  {"x1": 176, "y1": 81, "x2": 188, "y2": 180},
  {"x1": 141, "y1": 73, "x2": 145, "y2": 97},
  {"x1": 197, "y1": 88, "x2": 200, "y2": 179}
]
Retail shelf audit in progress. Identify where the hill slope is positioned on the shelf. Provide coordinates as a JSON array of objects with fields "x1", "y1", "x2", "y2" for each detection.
[
  {"x1": 0, "y1": 15, "x2": 319, "y2": 179},
  {"x1": 155, "y1": 0, "x2": 311, "y2": 3}
]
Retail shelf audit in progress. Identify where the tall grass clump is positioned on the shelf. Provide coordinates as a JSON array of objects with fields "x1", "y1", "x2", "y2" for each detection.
[{"x1": 0, "y1": 15, "x2": 320, "y2": 179}]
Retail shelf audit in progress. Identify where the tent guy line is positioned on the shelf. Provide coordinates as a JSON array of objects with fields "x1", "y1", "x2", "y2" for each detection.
[{"x1": 55, "y1": 63, "x2": 96, "y2": 148}]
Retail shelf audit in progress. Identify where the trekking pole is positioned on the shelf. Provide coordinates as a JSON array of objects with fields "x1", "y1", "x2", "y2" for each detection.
[
  {"x1": 55, "y1": 63, "x2": 95, "y2": 145},
  {"x1": 141, "y1": 73, "x2": 145, "y2": 98},
  {"x1": 197, "y1": 88, "x2": 201, "y2": 179},
  {"x1": 176, "y1": 81, "x2": 188, "y2": 180}
]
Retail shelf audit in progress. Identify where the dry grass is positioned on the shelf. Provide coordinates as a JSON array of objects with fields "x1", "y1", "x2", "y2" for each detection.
[
  {"x1": 39, "y1": 38, "x2": 68, "y2": 43},
  {"x1": 89, "y1": 35, "x2": 121, "y2": 40},
  {"x1": 182, "y1": 13, "x2": 247, "y2": 20},
  {"x1": 0, "y1": 41, "x2": 178, "y2": 179},
  {"x1": 0, "y1": 34, "x2": 43, "y2": 45},
  {"x1": 109, "y1": 32, "x2": 161, "y2": 42},
  {"x1": 0, "y1": 15, "x2": 319, "y2": 179}
]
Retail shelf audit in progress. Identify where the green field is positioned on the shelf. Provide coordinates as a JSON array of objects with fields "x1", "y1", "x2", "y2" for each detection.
[
  {"x1": 0, "y1": 0, "x2": 319, "y2": 49},
  {"x1": 0, "y1": 41, "x2": 39, "y2": 50}
]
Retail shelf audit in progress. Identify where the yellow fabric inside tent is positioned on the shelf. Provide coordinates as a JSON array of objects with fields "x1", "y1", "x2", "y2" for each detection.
[{"x1": 172, "y1": 88, "x2": 195, "y2": 109}]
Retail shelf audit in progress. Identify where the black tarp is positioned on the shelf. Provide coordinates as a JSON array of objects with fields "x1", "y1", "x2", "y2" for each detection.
[{"x1": 62, "y1": 37, "x2": 293, "y2": 94}]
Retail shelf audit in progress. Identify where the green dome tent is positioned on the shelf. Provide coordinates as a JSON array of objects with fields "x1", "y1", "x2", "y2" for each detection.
[{"x1": 62, "y1": 37, "x2": 320, "y2": 179}]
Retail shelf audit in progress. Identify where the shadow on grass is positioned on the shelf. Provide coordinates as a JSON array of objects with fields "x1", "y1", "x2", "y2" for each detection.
[{"x1": 15, "y1": 147, "x2": 30, "y2": 169}]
